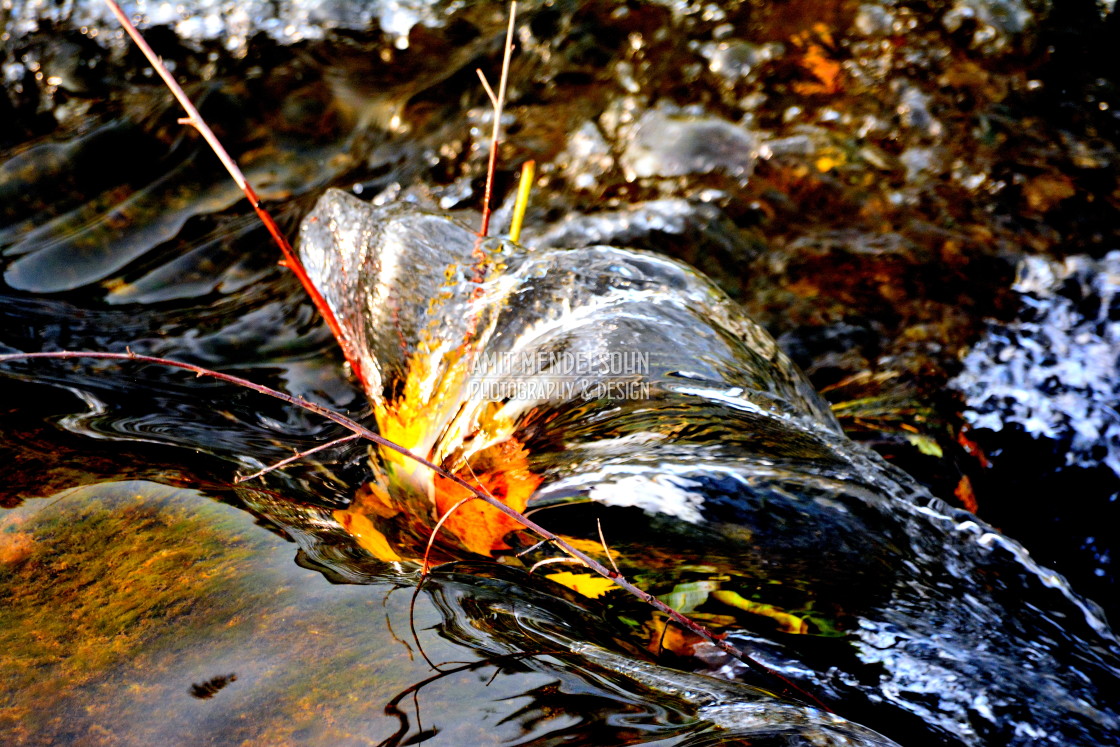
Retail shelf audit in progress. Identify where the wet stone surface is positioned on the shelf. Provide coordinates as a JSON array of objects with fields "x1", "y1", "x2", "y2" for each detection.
[{"x1": 7, "y1": 480, "x2": 796, "y2": 745}]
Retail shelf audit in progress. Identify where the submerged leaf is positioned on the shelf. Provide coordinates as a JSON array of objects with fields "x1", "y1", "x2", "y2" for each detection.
[
  {"x1": 332, "y1": 509, "x2": 402, "y2": 562},
  {"x1": 903, "y1": 432, "x2": 943, "y2": 458},
  {"x1": 954, "y1": 474, "x2": 979, "y2": 514},
  {"x1": 432, "y1": 439, "x2": 541, "y2": 556},
  {"x1": 546, "y1": 571, "x2": 617, "y2": 599},
  {"x1": 710, "y1": 590, "x2": 810, "y2": 635}
]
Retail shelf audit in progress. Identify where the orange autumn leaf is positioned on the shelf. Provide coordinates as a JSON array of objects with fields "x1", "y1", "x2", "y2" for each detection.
[
  {"x1": 1023, "y1": 174, "x2": 1076, "y2": 213},
  {"x1": 350, "y1": 479, "x2": 402, "y2": 519},
  {"x1": 433, "y1": 438, "x2": 542, "y2": 556},
  {"x1": 955, "y1": 475, "x2": 979, "y2": 514},
  {"x1": 957, "y1": 428, "x2": 991, "y2": 468},
  {"x1": 794, "y1": 44, "x2": 843, "y2": 96},
  {"x1": 333, "y1": 509, "x2": 402, "y2": 562}
]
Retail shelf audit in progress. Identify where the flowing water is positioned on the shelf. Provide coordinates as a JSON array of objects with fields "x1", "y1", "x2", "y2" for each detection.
[{"x1": 3, "y1": 1, "x2": 1119, "y2": 745}]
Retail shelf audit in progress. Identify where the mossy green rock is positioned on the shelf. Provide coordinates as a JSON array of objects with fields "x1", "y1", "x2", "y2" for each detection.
[{"x1": 0, "y1": 480, "x2": 437, "y2": 745}]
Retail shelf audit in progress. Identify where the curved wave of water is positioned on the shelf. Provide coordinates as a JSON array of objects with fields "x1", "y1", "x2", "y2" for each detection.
[{"x1": 297, "y1": 188, "x2": 1120, "y2": 746}]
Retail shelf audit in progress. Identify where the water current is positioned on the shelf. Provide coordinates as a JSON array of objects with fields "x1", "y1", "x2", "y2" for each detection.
[{"x1": 3, "y1": 1, "x2": 1119, "y2": 745}]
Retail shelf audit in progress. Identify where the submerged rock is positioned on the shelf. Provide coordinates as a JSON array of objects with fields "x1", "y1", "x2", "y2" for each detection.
[
  {"x1": 942, "y1": 0, "x2": 1045, "y2": 55},
  {"x1": 12, "y1": 480, "x2": 832, "y2": 746},
  {"x1": 619, "y1": 102, "x2": 759, "y2": 181}
]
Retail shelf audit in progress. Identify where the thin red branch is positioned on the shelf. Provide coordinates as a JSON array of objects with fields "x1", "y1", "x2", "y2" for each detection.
[
  {"x1": 0, "y1": 349, "x2": 829, "y2": 711},
  {"x1": 235, "y1": 433, "x2": 361, "y2": 483},
  {"x1": 462, "y1": 3, "x2": 521, "y2": 353},
  {"x1": 477, "y1": 1, "x2": 517, "y2": 238},
  {"x1": 103, "y1": 0, "x2": 363, "y2": 388}
]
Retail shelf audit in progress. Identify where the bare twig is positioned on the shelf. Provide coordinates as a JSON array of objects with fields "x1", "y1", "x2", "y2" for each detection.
[
  {"x1": 597, "y1": 518, "x2": 621, "y2": 576},
  {"x1": 475, "y1": 69, "x2": 499, "y2": 108},
  {"x1": 463, "y1": 2, "x2": 519, "y2": 353},
  {"x1": 421, "y1": 495, "x2": 475, "y2": 573},
  {"x1": 528, "y1": 556, "x2": 587, "y2": 574},
  {"x1": 0, "y1": 349, "x2": 829, "y2": 711},
  {"x1": 408, "y1": 580, "x2": 443, "y2": 673},
  {"x1": 382, "y1": 588, "x2": 415, "y2": 661},
  {"x1": 656, "y1": 617, "x2": 672, "y2": 658},
  {"x1": 103, "y1": 0, "x2": 363, "y2": 387},
  {"x1": 235, "y1": 433, "x2": 361, "y2": 482},
  {"x1": 476, "y1": 1, "x2": 517, "y2": 238},
  {"x1": 516, "y1": 538, "x2": 554, "y2": 557}
]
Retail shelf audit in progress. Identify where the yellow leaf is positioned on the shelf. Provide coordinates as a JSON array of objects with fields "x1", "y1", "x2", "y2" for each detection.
[
  {"x1": 816, "y1": 155, "x2": 837, "y2": 172},
  {"x1": 793, "y1": 44, "x2": 842, "y2": 95},
  {"x1": 557, "y1": 537, "x2": 611, "y2": 556},
  {"x1": 660, "y1": 580, "x2": 718, "y2": 615},
  {"x1": 1024, "y1": 174, "x2": 1076, "y2": 213},
  {"x1": 545, "y1": 571, "x2": 617, "y2": 599},
  {"x1": 903, "y1": 432, "x2": 943, "y2": 458},
  {"x1": 710, "y1": 590, "x2": 809, "y2": 634},
  {"x1": 333, "y1": 509, "x2": 402, "y2": 562}
]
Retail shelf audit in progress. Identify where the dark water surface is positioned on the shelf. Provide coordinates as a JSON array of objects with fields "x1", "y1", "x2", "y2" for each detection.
[{"x1": 3, "y1": 1, "x2": 1119, "y2": 745}]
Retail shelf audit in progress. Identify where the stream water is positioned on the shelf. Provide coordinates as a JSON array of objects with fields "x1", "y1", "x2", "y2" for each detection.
[{"x1": 3, "y1": 1, "x2": 1119, "y2": 745}]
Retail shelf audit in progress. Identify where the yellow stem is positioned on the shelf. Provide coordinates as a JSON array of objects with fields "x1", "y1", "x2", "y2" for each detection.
[{"x1": 509, "y1": 159, "x2": 535, "y2": 243}]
